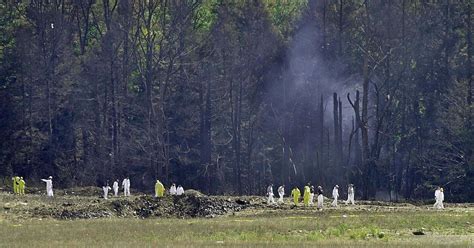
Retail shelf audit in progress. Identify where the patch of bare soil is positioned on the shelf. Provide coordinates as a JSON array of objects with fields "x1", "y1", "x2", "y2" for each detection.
[{"x1": 1, "y1": 189, "x2": 253, "y2": 220}]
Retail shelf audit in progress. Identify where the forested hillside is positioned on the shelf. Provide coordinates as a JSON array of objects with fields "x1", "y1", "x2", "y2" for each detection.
[{"x1": 0, "y1": 0, "x2": 472, "y2": 201}]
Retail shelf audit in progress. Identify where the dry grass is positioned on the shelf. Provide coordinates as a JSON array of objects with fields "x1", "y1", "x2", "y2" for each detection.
[
  {"x1": 0, "y1": 192, "x2": 473, "y2": 247},
  {"x1": 1, "y1": 208, "x2": 473, "y2": 247}
]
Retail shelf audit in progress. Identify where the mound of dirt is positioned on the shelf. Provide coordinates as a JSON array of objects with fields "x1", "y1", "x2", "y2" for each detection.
[
  {"x1": 172, "y1": 195, "x2": 249, "y2": 218},
  {"x1": 184, "y1": 189, "x2": 206, "y2": 197},
  {"x1": 123, "y1": 195, "x2": 251, "y2": 219},
  {"x1": 25, "y1": 194, "x2": 253, "y2": 220}
]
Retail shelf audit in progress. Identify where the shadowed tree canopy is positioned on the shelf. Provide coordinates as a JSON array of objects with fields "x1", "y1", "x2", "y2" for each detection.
[{"x1": 0, "y1": 0, "x2": 472, "y2": 202}]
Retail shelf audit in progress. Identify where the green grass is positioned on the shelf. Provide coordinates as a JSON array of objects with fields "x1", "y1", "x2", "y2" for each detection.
[{"x1": 1, "y1": 208, "x2": 473, "y2": 247}]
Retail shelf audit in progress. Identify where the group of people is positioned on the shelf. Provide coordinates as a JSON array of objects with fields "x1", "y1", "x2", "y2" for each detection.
[
  {"x1": 268, "y1": 183, "x2": 447, "y2": 209},
  {"x1": 154, "y1": 181, "x2": 185, "y2": 197},
  {"x1": 11, "y1": 176, "x2": 26, "y2": 195},
  {"x1": 36, "y1": 176, "x2": 184, "y2": 200},
  {"x1": 168, "y1": 183, "x2": 185, "y2": 196},
  {"x1": 267, "y1": 183, "x2": 355, "y2": 209},
  {"x1": 102, "y1": 179, "x2": 185, "y2": 199},
  {"x1": 10, "y1": 176, "x2": 446, "y2": 209},
  {"x1": 102, "y1": 178, "x2": 131, "y2": 199}
]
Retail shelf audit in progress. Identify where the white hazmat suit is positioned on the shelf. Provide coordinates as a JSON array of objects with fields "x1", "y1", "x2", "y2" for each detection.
[
  {"x1": 332, "y1": 186, "x2": 339, "y2": 207},
  {"x1": 170, "y1": 184, "x2": 177, "y2": 195},
  {"x1": 103, "y1": 185, "x2": 111, "y2": 199},
  {"x1": 113, "y1": 181, "x2": 119, "y2": 197},
  {"x1": 267, "y1": 185, "x2": 275, "y2": 204},
  {"x1": 317, "y1": 186, "x2": 324, "y2": 209},
  {"x1": 345, "y1": 185, "x2": 355, "y2": 205},
  {"x1": 438, "y1": 188, "x2": 445, "y2": 209},
  {"x1": 277, "y1": 186, "x2": 285, "y2": 204},
  {"x1": 310, "y1": 186, "x2": 315, "y2": 206},
  {"x1": 434, "y1": 188, "x2": 441, "y2": 208},
  {"x1": 122, "y1": 178, "x2": 130, "y2": 196},
  {"x1": 41, "y1": 177, "x2": 53, "y2": 197},
  {"x1": 176, "y1": 186, "x2": 184, "y2": 196}
]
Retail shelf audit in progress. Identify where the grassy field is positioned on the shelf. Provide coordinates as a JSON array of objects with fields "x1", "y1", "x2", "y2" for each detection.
[
  {"x1": 0, "y1": 192, "x2": 473, "y2": 247},
  {"x1": 1, "y1": 207, "x2": 473, "y2": 247}
]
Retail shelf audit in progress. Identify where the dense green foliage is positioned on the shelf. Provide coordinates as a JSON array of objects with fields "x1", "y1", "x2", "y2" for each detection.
[{"x1": 0, "y1": 0, "x2": 472, "y2": 201}]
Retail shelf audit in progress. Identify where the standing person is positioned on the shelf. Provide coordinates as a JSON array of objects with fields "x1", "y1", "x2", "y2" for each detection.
[
  {"x1": 122, "y1": 178, "x2": 127, "y2": 196},
  {"x1": 309, "y1": 186, "x2": 315, "y2": 206},
  {"x1": 291, "y1": 186, "x2": 301, "y2": 206},
  {"x1": 267, "y1": 184, "x2": 275, "y2": 204},
  {"x1": 170, "y1": 183, "x2": 177, "y2": 195},
  {"x1": 19, "y1": 177, "x2": 26, "y2": 195},
  {"x1": 15, "y1": 176, "x2": 20, "y2": 194},
  {"x1": 433, "y1": 186, "x2": 441, "y2": 208},
  {"x1": 103, "y1": 183, "x2": 111, "y2": 199},
  {"x1": 122, "y1": 177, "x2": 130, "y2": 197},
  {"x1": 155, "y1": 180, "x2": 165, "y2": 197},
  {"x1": 113, "y1": 180, "x2": 119, "y2": 197},
  {"x1": 303, "y1": 185, "x2": 311, "y2": 207},
  {"x1": 438, "y1": 188, "x2": 445, "y2": 209},
  {"x1": 317, "y1": 186, "x2": 324, "y2": 209},
  {"x1": 345, "y1": 184, "x2": 355, "y2": 205},
  {"x1": 41, "y1": 176, "x2": 54, "y2": 197},
  {"x1": 176, "y1": 185, "x2": 184, "y2": 196},
  {"x1": 331, "y1": 185, "x2": 339, "y2": 207},
  {"x1": 12, "y1": 176, "x2": 18, "y2": 194},
  {"x1": 277, "y1": 185, "x2": 285, "y2": 204},
  {"x1": 126, "y1": 177, "x2": 131, "y2": 196}
]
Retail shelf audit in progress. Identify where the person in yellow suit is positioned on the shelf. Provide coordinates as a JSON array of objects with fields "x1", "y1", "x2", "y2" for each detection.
[
  {"x1": 291, "y1": 186, "x2": 301, "y2": 206},
  {"x1": 155, "y1": 179, "x2": 165, "y2": 197},
  {"x1": 15, "y1": 176, "x2": 21, "y2": 194},
  {"x1": 303, "y1": 184, "x2": 311, "y2": 207},
  {"x1": 19, "y1": 177, "x2": 26, "y2": 195}
]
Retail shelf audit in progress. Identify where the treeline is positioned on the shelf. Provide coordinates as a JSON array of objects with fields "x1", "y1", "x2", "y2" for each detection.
[{"x1": 0, "y1": 0, "x2": 472, "y2": 201}]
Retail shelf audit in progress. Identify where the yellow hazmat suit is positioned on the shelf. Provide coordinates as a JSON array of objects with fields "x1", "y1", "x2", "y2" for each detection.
[
  {"x1": 19, "y1": 177, "x2": 25, "y2": 195},
  {"x1": 291, "y1": 187, "x2": 301, "y2": 205},
  {"x1": 155, "y1": 180, "x2": 165, "y2": 197},
  {"x1": 15, "y1": 176, "x2": 20, "y2": 194},
  {"x1": 303, "y1": 186, "x2": 311, "y2": 207}
]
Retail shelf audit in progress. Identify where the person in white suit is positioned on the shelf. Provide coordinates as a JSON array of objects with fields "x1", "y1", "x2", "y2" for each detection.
[
  {"x1": 113, "y1": 180, "x2": 119, "y2": 197},
  {"x1": 170, "y1": 183, "x2": 177, "y2": 195},
  {"x1": 267, "y1": 184, "x2": 275, "y2": 204},
  {"x1": 331, "y1": 185, "x2": 339, "y2": 207},
  {"x1": 103, "y1": 183, "x2": 111, "y2": 199},
  {"x1": 438, "y1": 188, "x2": 445, "y2": 209},
  {"x1": 176, "y1": 185, "x2": 185, "y2": 196},
  {"x1": 277, "y1": 185, "x2": 285, "y2": 204},
  {"x1": 345, "y1": 184, "x2": 355, "y2": 205},
  {"x1": 122, "y1": 177, "x2": 131, "y2": 196},
  {"x1": 41, "y1": 176, "x2": 54, "y2": 197}
]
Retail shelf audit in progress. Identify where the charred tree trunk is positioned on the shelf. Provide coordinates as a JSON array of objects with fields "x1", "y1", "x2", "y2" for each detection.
[
  {"x1": 354, "y1": 91, "x2": 362, "y2": 165},
  {"x1": 200, "y1": 79, "x2": 212, "y2": 194},
  {"x1": 362, "y1": 51, "x2": 370, "y2": 199},
  {"x1": 333, "y1": 93, "x2": 340, "y2": 165},
  {"x1": 333, "y1": 93, "x2": 343, "y2": 166},
  {"x1": 338, "y1": 97, "x2": 343, "y2": 160}
]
